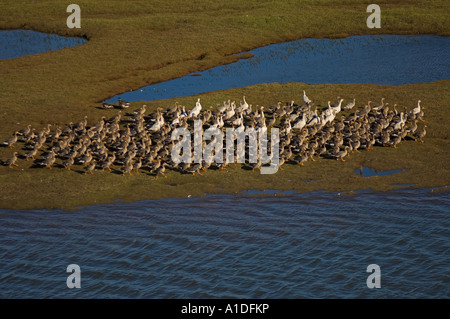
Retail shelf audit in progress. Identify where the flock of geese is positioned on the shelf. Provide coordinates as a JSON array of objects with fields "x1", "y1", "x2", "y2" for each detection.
[{"x1": 1, "y1": 91, "x2": 426, "y2": 177}]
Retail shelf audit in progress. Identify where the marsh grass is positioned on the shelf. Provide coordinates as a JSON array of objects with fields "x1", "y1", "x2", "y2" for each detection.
[{"x1": 0, "y1": 0, "x2": 449, "y2": 209}]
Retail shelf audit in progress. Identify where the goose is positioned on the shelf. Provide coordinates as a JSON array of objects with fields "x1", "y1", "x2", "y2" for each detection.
[
  {"x1": 189, "y1": 98, "x2": 202, "y2": 118},
  {"x1": 405, "y1": 121, "x2": 418, "y2": 134},
  {"x1": 118, "y1": 97, "x2": 130, "y2": 109},
  {"x1": 410, "y1": 100, "x2": 422, "y2": 115},
  {"x1": 2, "y1": 132, "x2": 18, "y2": 148},
  {"x1": 344, "y1": 98, "x2": 356, "y2": 110},
  {"x1": 100, "y1": 154, "x2": 115, "y2": 171},
  {"x1": 232, "y1": 113, "x2": 244, "y2": 127},
  {"x1": 3, "y1": 152, "x2": 19, "y2": 168},
  {"x1": 62, "y1": 157, "x2": 74, "y2": 171},
  {"x1": 275, "y1": 102, "x2": 286, "y2": 118},
  {"x1": 149, "y1": 114, "x2": 164, "y2": 132},
  {"x1": 41, "y1": 153, "x2": 56, "y2": 169},
  {"x1": 84, "y1": 160, "x2": 96, "y2": 175},
  {"x1": 18, "y1": 125, "x2": 32, "y2": 137},
  {"x1": 333, "y1": 146, "x2": 350, "y2": 162},
  {"x1": 302, "y1": 90, "x2": 312, "y2": 105},
  {"x1": 24, "y1": 148, "x2": 38, "y2": 161},
  {"x1": 133, "y1": 158, "x2": 142, "y2": 173},
  {"x1": 392, "y1": 112, "x2": 406, "y2": 131},
  {"x1": 266, "y1": 113, "x2": 277, "y2": 128},
  {"x1": 280, "y1": 119, "x2": 291, "y2": 135},
  {"x1": 288, "y1": 110, "x2": 300, "y2": 122},
  {"x1": 237, "y1": 96, "x2": 249, "y2": 113},
  {"x1": 372, "y1": 98, "x2": 385, "y2": 111},
  {"x1": 134, "y1": 104, "x2": 147, "y2": 116},
  {"x1": 154, "y1": 162, "x2": 168, "y2": 178},
  {"x1": 277, "y1": 155, "x2": 286, "y2": 170},
  {"x1": 185, "y1": 162, "x2": 203, "y2": 175},
  {"x1": 218, "y1": 114, "x2": 225, "y2": 128},
  {"x1": 350, "y1": 138, "x2": 361, "y2": 153},
  {"x1": 389, "y1": 134, "x2": 402, "y2": 148},
  {"x1": 331, "y1": 98, "x2": 344, "y2": 114},
  {"x1": 249, "y1": 158, "x2": 262, "y2": 171},
  {"x1": 413, "y1": 125, "x2": 427, "y2": 143},
  {"x1": 149, "y1": 157, "x2": 162, "y2": 173},
  {"x1": 307, "y1": 109, "x2": 321, "y2": 126},
  {"x1": 224, "y1": 102, "x2": 235, "y2": 120},
  {"x1": 201, "y1": 109, "x2": 212, "y2": 124},
  {"x1": 102, "y1": 102, "x2": 114, "y2": 109},
  {"x1": 121, "y1": 161, "x2": 134, "y2": 176},
  {"x1": 293, "y1": 153, "x2": 309, "y2": 166},
  {"x1": 292, "y1": 113, "x2": 307, "y2": 130},
  {"x1": 166, "y1": 102, "x2": 179, "y2": 115},
  {"x1": 217, "y1": 101, "x2": 229, "y2": 114},
  {"x1": 357, "y1": 102, "x2": 372, "y2": 118}
]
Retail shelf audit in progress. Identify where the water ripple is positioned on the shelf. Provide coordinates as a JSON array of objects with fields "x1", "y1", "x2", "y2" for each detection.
[{"x1": 0, "y1": 188, "x2": 449, "y2": 298}]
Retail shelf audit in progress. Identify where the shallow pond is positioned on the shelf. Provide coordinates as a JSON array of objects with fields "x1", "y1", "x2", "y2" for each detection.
[
  {"x1": 0, "y1": 29, "x2": 86, "y2": 60},
  {"x1": 106, "y1": 35, "x2": 450, "y2": 102}
]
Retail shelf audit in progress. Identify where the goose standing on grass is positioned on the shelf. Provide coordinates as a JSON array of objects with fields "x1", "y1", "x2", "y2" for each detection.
[
  {"x1": 292, "y1": 113, "x2": 307, "y2": 130},
  {"x1": 410, "y1": 100, "x2": 422, "y2": 116},
  {"x1": 185, "y1": 162, "x2": 203, "y2": 175},
  {"x1": 344, "y1": 98, "x2": 356, "y2": 110},
  {"x1": 41, "y1": 152, "x2": 56, "y2": 169},
  {"x1": 24, "y1": 148, "x2": 38, "y2": 161},
  {"x1": 372, "y1": 98, "x2": 385, "y2": 111},
  {"x1": 238, "y1": 96, "x2": 249, "y2": 113},
  {"x1": 154, "y1": 162, "x2": 168, "y2": 178},
  {"x1": 2, "y1": 131, "x2": 19, "y2": 148},
  {"x1": 102, "y1": 102, "x2": 114, "y2": 109},
  {"x1": 217, "y1": 100, "x2": 229, "y2": 114},
  {"x1": 302, "y1": 90, "x2": 312, "y2": 105},
  {"x1": 18, "y1": 125, "x2": 32, "y2": 137},
  {"x1": 189, "y1": 98, "x2": 202, "y2": 118},
  {"x1": 3, "y1": 152, "x2": 19, "y2": 168},
  {"x1": 62, "y1": 157, "x2": 74, "y2": 171},
  {"x1": 121, "y1": 161, "x2": 134, "y2": 176},
  {"x1": 118, "y1": 97, "x2": 130, "y2": 109},
  {"x1": 293, "y1": 153, "x2": 309, "y2": 166},
  {"x1": 414, "y1": 125, "x2": 427, "y2": 143},
  {"x1": 100, "y1": 154, "x2": 115, "y2": 172},
  {"x1": 84, "y1": 160, "x2": 96, "y2": 175},
  {"x1": 331, "y1": 98, "x2": 344, "y2": 114},
  {"x1": 333, "y1": 146, "x2": 350, "y2": 162}
]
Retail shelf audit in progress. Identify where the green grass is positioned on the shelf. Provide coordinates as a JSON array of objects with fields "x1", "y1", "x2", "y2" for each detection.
[{"x1": 0, "y1": 0, "x2": 449, "y2": 209}]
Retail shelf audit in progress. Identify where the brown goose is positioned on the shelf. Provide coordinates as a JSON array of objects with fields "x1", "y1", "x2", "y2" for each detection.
[
  {"x1": 3, "y1": 152, "x2": 19, "y2": 168},
  {"x1": 2, "y1": 132, "x2": 18, "y2": 148},
  {"x1": 414, "y1": 125, "x2": 427, "y2": 143}
]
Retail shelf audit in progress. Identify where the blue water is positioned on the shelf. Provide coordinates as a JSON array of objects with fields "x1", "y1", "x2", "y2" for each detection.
[
  {"x1": 106, "y1": 35, "x2": 450, "y2": 102},
  {"x1": 0, "y1": 30, "x2": 86, "y2": 59},
  {"x1": 1, "y1": 187, "x2": 448, "y2": 298},
  {"x1": 355, "y1": 166, "x2": 407, "y2": 177}
]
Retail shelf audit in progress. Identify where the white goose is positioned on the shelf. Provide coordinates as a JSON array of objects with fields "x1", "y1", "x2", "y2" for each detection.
[
  {"x1": 292, "y1": 113, "x2": 307, "y2": 130},
  {"x1": 224, "y1": 102, "x2": 236, "y2": 120},
  {"x1": 410, "y1": 100, "x2": 422, "y2": 115},
  {"x1": 344, "y1": 98, "x2": 356, "y2": 110},
  {"x1": 331, "y1": 98, "x2": 344, "y2": 115},
  {"x1": 149, "y1": 113, "x2": 165, "y2": 132},
  {"x1": 189, "y1": 98, "x2": 202, "y2": 118},
  {"x1": 238, "y1": 96, "x2": 249, "y2": 113},
  {"x1": 302, "y1": 90, "x2": 312, "y2": 105}
]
